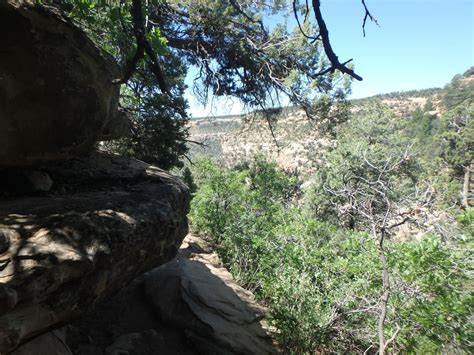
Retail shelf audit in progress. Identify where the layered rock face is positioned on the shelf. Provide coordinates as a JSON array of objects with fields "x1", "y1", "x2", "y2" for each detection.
[
  {"x1": 0, "y1": 152, "x2": 190, "y2": 353},
  {"x1": 0, "y1": 1, "x2": 125, "y2": 166},
  {"x1": 187, "y1": 109, "x2": 334, "y2": 176}
]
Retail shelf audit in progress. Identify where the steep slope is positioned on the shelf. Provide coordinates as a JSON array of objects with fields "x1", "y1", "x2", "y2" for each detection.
[
  {"x1": 188, "y1": 88, "x2": 441, "y2": 175},
  {"x1": 189, "y1": 109, "x2": 334, "y2": 175}
]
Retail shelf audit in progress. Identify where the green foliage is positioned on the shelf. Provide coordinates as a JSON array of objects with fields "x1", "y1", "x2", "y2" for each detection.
[
  {"x1": 390, "y1": 235, "x2": 473, "y2": 352},
  {"x1": 107, "y1": 59, "x2": 190, "y2": 169},
  {"x1": 44, "y1": 1, "x2": 356, "y2": 169},
  {"x1": 442, "y1": 72, "x2": 474, "y2": 111},
  {"x1": 190, "y1": 159, "x2": 472, "y2": 353},
  {"x1": 437, "y1": 100, "x2": 473, "y2": 173},
  {"x1": 456, "y1": 208, "x2": 474, "y2": 237},
  {"x1": 181, "y1": 166, "x2": 197, "y2": 195},
  {"x1": 409, "y1": 106, "x2": 440, "y2": 148},
  {"x1": 191, "y1": 159, "x2": 247, "y2": 238},
  {"x1": 50, "y1": 0, "x2": 191, "y2": 169},
  {"x1": 429, "y1": 74, "x2": 473, "y2": 207},
  {"x1": 463, "y1": 66, "x2": 474, "y2": 77},
  {"x1": 308, "y1": 74, "x2": 473, "y2": 216}
]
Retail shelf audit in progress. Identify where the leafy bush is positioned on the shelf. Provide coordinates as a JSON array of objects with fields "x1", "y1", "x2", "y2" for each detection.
[{"x1": 190, "y1": 159, "x2": 472, "y2": 353}]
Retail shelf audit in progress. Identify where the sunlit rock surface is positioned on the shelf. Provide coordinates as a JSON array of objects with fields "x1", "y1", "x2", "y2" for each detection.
[{"x1": 143, "y1": 235, "x2": 277, "y2": 355}]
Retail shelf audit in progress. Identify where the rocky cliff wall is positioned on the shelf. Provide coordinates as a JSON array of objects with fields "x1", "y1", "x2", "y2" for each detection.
[{"x1": 0, "y1": 152, "x2": 190, "y2": 353}]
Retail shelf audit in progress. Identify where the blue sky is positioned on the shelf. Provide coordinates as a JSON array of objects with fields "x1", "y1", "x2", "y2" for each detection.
[{"x1": 186, "y1": 0, "x2": 473, "y2": 117}]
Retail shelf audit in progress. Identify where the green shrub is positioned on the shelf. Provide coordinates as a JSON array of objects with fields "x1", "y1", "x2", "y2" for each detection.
[{"x1": 190, "y1": 159, "x2": 472, "y2": 353}]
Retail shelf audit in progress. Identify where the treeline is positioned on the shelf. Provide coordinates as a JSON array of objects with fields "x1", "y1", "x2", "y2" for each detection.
[
  {"x1": 353, "y1": 67, "x2": 473, "y2": 104},
  {"x1": 352, "y1": 87, "x2": 443, "y2": 102},
  {"x1": 184, "y1": 72, "x2": 473, "y2": 353}
]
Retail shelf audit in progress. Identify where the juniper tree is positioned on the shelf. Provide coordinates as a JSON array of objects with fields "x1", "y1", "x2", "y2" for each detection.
[{"x1": 46, "y1": 0, "x2": 377, "y2": 167}]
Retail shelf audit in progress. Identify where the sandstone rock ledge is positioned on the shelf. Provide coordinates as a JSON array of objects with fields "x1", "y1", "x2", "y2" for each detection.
[
  {"x1": 58, "y1": 234, "x2": 277, "y2": 355},
  {"x1": 144, "y1": 236, "x2": 277, "y2": 355},
  {"x1": 0, "y1": 152, "x2": 190, "y2": 353}
]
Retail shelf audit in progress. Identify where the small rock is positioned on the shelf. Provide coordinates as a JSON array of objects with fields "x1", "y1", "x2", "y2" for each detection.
[{"x1": 0, "y1": 169, "x2": 52, "y2": 194}]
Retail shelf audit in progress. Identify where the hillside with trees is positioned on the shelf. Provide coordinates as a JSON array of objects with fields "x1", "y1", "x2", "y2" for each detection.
[
  {"x1": 188, "y1": 69, "x2": 473, "y2": 177},
  {"x1": 187, "y1": 69, "x2": 473, "y2": 353}
]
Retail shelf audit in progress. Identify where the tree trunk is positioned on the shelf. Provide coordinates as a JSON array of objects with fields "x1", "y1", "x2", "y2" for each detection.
[
  {"x1": 376, "y1": 227, "x2": 390, "y2": 355},
  {"x1": 461, "y1": 164, "x2": 471, "y2": 208}
]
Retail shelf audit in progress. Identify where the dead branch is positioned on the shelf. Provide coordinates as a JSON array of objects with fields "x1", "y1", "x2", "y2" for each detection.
[
  {"x1": 185, "y1": 139, "x2": 208, "y2": 147},
  {"x1": 361, "y1": 0, "x2": 379, "y2": 37},
  {"x1": 312, "y1": 0, "x2": 363, "y2": 81},
  {"x1": 377, "y1": 227, "x2": 391, "y2": 355},
  {"x1": 384, "y1": 322, "x2": 401, "y2": 353}
]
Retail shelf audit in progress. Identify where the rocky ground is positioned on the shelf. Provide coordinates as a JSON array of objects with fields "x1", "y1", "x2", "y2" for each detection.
[{"x1": 11, "y1": 234, "x2": 277, "y2": 355}]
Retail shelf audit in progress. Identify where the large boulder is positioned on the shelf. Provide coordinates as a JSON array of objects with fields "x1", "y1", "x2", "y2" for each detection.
[
  {"x1": 0, "y1": 152, "x2": 190, "y2": 353},
  {"x1": 0, "y1": 1, "x2": 124, "y2": 166}
]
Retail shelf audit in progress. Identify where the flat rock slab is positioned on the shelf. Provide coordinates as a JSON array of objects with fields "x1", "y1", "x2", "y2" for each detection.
[
  {"x1": 0, "y1": 152, "x2": 190, "y2": 353},
  {"x1": 144, "y1": 236, "x2": 277, "y2": 355}
]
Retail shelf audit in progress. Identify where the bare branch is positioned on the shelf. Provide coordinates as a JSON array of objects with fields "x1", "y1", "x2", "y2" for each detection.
[
  {"x1": 113, "y1": 0, "x2": 145, "y2": 85},
  {"x1": 185, "y1": 139, "x2": 208, "y2": 147},
  {"x1": 361, "y1": 0, "x2": 379, "y2": 37},
  {"x1": 293, "y1": 0, "x2": 320, "y2": 41},
  {"x1": 384, "y1": 322, "x2": 401, "y2": 353},
  {"x1": 143, "y1": 40, "x2": 169, "y2": 94},
  {"x1": 312, "y1": 0, "x2": 363, "y2": 81}
]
